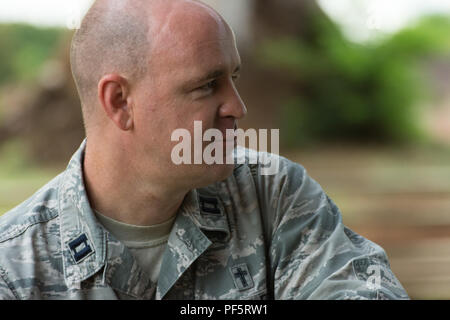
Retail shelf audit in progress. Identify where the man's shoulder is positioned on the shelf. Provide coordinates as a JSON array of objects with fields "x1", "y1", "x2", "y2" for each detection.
[{"x1": 0, "y1": 172, "x2": 64, "y2": 244}]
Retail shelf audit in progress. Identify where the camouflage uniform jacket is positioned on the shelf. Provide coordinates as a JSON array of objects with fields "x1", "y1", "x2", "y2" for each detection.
[{"x1": 0, "y1": 140, "x2": 409, "y2": 299}]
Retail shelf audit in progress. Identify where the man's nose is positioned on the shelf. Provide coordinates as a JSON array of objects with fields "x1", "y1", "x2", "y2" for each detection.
[{"x1": 218, "y1": 81, "x2": 247, "y2": 120}]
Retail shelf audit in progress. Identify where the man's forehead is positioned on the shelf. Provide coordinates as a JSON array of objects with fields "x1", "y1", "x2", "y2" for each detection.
[
  {"x1": 152, "y1": 36, "x2": 240, "y2": 77},
  {"x1": 143, "y1": 0, "x2": 240, "y2": 84},
  {"x1": 149, "y1": 0, "x2": 232, "y2": 54}
]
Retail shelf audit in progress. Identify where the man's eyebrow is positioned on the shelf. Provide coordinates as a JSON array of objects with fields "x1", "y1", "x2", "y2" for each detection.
[
  {"x1": 195, "y1": 69, "x2": 225, "y2": 84},
  {"x1": 186, "y1": 65, "x2": 242, "y2": 88}
]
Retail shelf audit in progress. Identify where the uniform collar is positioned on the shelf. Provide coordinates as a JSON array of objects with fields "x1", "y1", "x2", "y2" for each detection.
[
  {"x1": 58, "y1": 139, "x2": 156, "y2": 297},
  {"x1": 156, "y1": 187, "x2": 231, "y2": 299},
  {"x1": 58, "y1": 139, "x2": 107, "y2": 289},
  {"x1": 190, "y1": 185, "x2": 231, "y2": 241}
]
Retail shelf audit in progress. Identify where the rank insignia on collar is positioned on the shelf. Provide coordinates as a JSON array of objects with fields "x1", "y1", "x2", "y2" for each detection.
[
  {"x1": 199, "y1": 196, "x2": 222, "y2": 215},
  {"x1": 68, "y1": 233, "x2": 94, "y2": 263}
]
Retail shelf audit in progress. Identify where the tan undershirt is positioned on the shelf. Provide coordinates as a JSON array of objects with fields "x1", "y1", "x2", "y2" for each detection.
[{"x1": 95, "y1": 211, "x2": 176, "y2": 283}]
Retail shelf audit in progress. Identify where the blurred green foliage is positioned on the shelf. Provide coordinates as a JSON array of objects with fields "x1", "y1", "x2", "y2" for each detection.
[
  {"x1": 259, "y1": 15, "x2": 450, "y2": 146},
  {"x1": 0, "y1": 24, "x2": 65, "y2": 87},
  {"x1": 0, "y1": 139, "x2": 60, "y2": 213}
]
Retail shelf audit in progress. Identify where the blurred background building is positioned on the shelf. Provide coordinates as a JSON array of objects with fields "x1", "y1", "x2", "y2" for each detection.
[{"x1": 0, "y1": 0, "x2": 450, "y2": 299}]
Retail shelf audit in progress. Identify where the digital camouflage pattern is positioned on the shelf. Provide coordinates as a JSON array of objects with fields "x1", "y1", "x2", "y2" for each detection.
[{"x1": 0, "y1": 140, "x2": 409, "y2": 299}]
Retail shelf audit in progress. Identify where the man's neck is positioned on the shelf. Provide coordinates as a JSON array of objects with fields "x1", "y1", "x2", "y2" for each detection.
[{"x1": 82, "y1": 141, "x2": 188, "y2": 226}]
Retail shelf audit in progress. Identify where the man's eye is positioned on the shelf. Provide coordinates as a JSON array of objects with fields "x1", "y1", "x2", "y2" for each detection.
[{"x1": 198, "y1": 80, "x2": 217, "y2": 92}]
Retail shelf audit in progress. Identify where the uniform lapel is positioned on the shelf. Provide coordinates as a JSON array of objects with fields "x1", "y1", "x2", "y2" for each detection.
[
  {"x1": 156, "y1": 185, "x2": 232, "y2": 299},
  {"x1": 103, "y1": 234, "x2": 156, "y2": 299},
  {"x1": 156, "y1": 190, "x2": 212, "y2": 299}
]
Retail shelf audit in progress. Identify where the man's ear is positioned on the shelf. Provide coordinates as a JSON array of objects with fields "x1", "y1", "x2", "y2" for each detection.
[{"x1": 98, "y1": 74, "x2": 134, "y2": 131}]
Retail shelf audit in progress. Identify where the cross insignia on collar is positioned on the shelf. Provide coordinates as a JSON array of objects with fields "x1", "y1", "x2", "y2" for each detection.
[{"x1": 230, "y1": 263, "x2": 254, "y2": 291}]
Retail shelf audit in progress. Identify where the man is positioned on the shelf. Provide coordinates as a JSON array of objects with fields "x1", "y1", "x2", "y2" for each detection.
[{"x1": 0, "y1": 0, "x2": 408, "y2": 299}]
